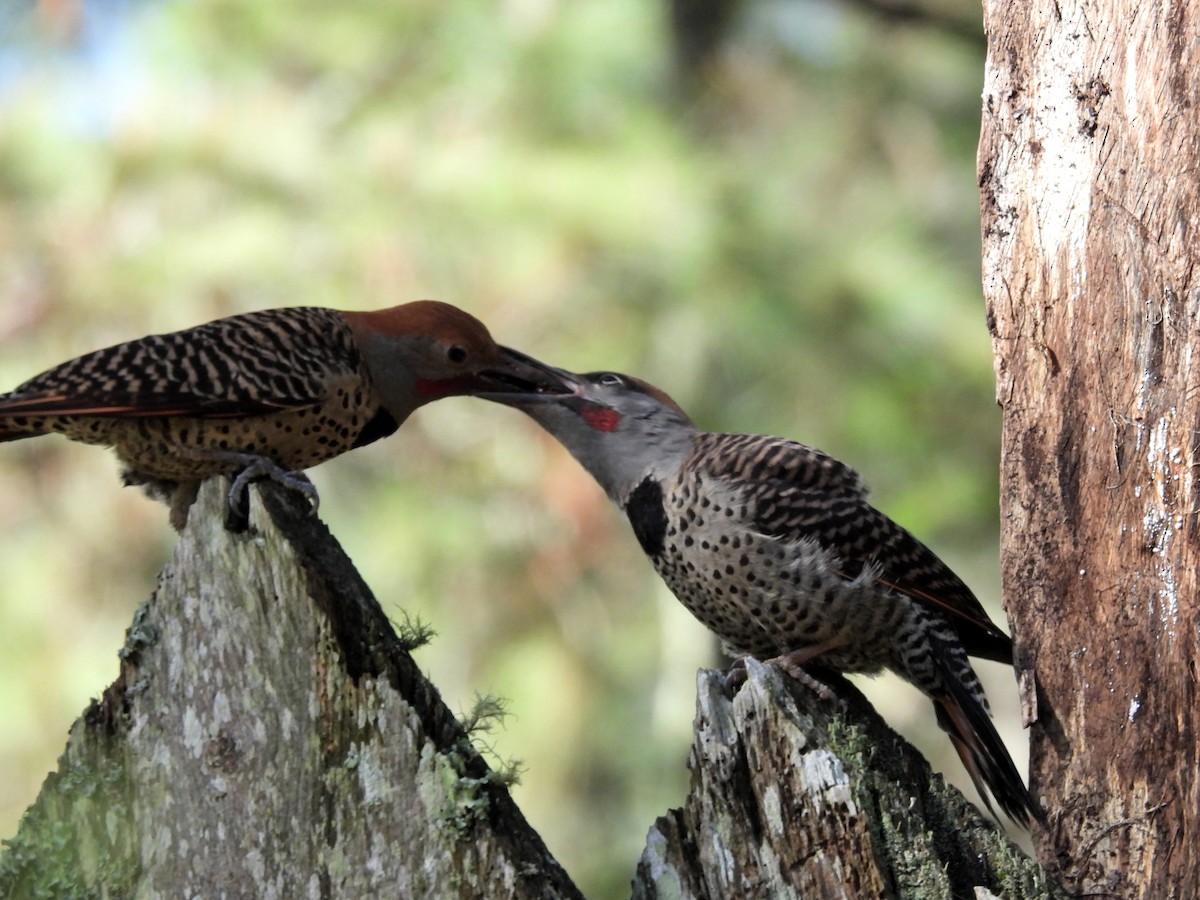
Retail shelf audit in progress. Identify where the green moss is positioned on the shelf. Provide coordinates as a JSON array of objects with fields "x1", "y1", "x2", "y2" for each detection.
[
  {"x1": 391, "y1": 610, "x2": 437, "y2": 652},
  {"x1": 0, "y1": 752, "x2": 138, "y2": 899},
  {"x1": 823, "y1": 710, "x2": 874, "y2": 766},
  {"x1": 986, "y1": 830, "x2": 1068, "y2": 899},
  {"x1": 457, "y1": 694, "x2": 526, "y2": 789},
  {"x1": 426, "y1": 694, "x2": 529, "y2": 835},
  {"x1": 432, "y1": 743, "x2": 492, "y2": 834},
  {"x1": 793, "y1": 691, "x2": 1065, "y2": 899}
]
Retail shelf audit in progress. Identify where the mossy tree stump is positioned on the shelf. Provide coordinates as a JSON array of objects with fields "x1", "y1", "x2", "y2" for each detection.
[{"x1": 1, "y1": 480, "x2": 1056, "y2": 898}]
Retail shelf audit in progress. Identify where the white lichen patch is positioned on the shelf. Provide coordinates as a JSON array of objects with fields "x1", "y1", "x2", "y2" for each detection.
[
  {"x1": 211, "y1": 690, "x2": 232, "y2": 725},
  {"x1": 1030, "y1": 7, "x2": 1096, "y2": 281},
  {"x1": 709, "y1": 834, "x2": 737, "y2": 886},
  {"x1": 1157, "y1": 564, "x2": 1179, "y2": 627},
  {"x1": 354, "y1": 745, "x2": 388, "y2": 806},
  {"x1": 760, "y1": 784, "x2": 784, "y2": 834},
  {"x1": 1139, "y1": 412, "x2": 1185, "y2": 631},
  {"x1": 182, "y1": 706, "x2": 206, "y2": 758},
  {"x1": 1128, "y1": 697, "x2": 1141, "y2": 723},
  {"x1": 280, "y1": 706, "x2": 296, "y2": 741},
  {"x1": 637, "y1": 827, "x2": 686, "y2": 897},
  {"x1": 799, "y1": 748, "x2": 856, "y2": 815}
]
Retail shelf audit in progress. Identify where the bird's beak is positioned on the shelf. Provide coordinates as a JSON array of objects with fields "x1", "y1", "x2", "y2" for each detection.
[{"x1": 474, "y1": 346, "x2": 579, "y2": 401}]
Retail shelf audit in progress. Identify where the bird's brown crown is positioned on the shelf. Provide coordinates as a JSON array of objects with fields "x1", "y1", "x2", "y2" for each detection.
[
  {"x1": 344, "y1": 301, "x2": 502, "y2": 358},
  {"x1": 621, "y1": 375, "x2": 690, "y2": 421}
]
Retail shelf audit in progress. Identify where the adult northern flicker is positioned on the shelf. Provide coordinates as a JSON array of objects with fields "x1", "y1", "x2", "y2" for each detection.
[
  {"x1": 486, "y1": 366, "x2": 1042, "y2": 826},
  {"x1": 0, "y1": 301, "x2": 563, "y2": 529}
]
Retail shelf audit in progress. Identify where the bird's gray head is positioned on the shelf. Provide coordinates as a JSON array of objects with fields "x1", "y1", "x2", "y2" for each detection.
[{"x1": 482, "y1": 368, "x2": 699, "y2": 505}]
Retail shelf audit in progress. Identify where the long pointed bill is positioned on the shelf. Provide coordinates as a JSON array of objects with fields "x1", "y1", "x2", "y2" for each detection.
[{"x1": 475, "y1": 347, "x2": 582, "y2": 403}]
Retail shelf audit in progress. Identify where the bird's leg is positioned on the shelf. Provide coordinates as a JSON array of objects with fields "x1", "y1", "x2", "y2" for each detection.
[
  {"x1": 722, "y1": 646, "x2": 836, "y2": 699},
  {"x1": 223, "y1": 455, "x2": 317, "y2": 532},
  {"x1": 723, "y1": 636, "x2": 849, "y2": 697},
  {"x1": 761, "y1": 636, "x2": 852, "y2": 701},
  {"x1": 768, "y1": 654, "x2": 835, "y2": 701}
]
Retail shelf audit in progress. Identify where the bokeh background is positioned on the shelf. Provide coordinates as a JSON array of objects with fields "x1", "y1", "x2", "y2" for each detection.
[{"x1": 0, "y1": 0, "x2": 1020, "y2": 895}]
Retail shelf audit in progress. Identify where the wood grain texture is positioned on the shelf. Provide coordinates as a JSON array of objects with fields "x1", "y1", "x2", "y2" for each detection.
[
  {"x1": 631, "y1": 662, "x2": 1062, "y2": 899},
  {"x1": 0, "y1": 480, "x2": 581, "y2": 899},
  {"x1": 980, "y1": 1, "x2": 1200, "y2": 895}
]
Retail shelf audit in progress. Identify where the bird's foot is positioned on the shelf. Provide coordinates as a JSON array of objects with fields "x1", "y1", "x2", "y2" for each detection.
[
  {"x1": 724, "y1": 654, "x2": 833, "y2": 700},
  {"x1": 723, "y1": 657, "x2": 750, "y2": 694},
  {"x1": 724, "y1": 646, "x2": 837, "y2": 700},
  {"x1": 765, "y1": 651, "x2": 834, "y2": 701},
  {"x1": 221, "y1": 454, "x2": 318, "y2": 532}
]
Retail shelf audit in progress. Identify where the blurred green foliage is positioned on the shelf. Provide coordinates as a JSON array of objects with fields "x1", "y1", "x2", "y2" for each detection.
[{"x1": 0, "y1": 0, "x2": 1022, "y2": 895}]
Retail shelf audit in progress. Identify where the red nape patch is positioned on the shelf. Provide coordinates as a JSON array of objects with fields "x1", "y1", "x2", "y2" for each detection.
[{"x1": 580, "y1": 407, "x2": 621, "y2": 432}]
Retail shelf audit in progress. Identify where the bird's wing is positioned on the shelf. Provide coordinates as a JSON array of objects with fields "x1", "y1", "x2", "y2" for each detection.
[
  {"x1": 697, "y1": 432, "x2": 1013, "y2": 663},
  {"x1": 0, "y1": 307, "x2": 360, "y2": 420}
]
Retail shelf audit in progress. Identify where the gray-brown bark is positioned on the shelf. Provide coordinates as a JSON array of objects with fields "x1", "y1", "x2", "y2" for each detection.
[
  {"x1": 631, "y1": 662, "x2": 1062, "y2": 900},
  {"x1": 0, "y1": 479, "x2": 1060, "y2": 899},
  {"x1": 980, "y1": 1, "x2": 1200, "y2": 896},
  {"x1": 0, "y1": 480, "x2": 581, "y2": 899}
]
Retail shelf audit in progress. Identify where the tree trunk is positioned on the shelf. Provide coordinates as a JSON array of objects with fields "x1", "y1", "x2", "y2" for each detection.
[
  {"x1": 979, "y1": 1, "x2": 1200, "y2": 896},
  {"x1": 0, "y1": 479, "x2": 1059, "y2": 898},
  {"x1": 0, "y1": 480, "x2": 581, "y2": 899}
]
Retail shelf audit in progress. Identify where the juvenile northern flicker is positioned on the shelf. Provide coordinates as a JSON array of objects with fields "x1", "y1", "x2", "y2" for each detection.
[
  {"x1": 486, "y1": 366, "x2": 1042, "y2": 826},
  {"x1": 0, "y1": 301, "x2": 563, "y2": 529}
]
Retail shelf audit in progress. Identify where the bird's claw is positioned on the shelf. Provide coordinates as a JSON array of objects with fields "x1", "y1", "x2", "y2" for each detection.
[
  {"x1": 723, "y1": 653, "x2": 834, "y2": 701},
  {"x1": 223, "y1": 456, "x2": 319, "y2": 532},
  {"x1": 723, "y1": 657, "x2": 750, "y2": 694}
]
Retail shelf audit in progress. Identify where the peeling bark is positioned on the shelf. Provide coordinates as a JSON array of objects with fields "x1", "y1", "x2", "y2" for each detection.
[
  {"x1": 980, "y1": 1, "x2": 1200, "y2": 896},
  {"x1": 0, "y1": 480, "x2": 581, "y2": 899},
  {"x1": 631, "y1": 663, "x2": 1063, "y2": 900}
]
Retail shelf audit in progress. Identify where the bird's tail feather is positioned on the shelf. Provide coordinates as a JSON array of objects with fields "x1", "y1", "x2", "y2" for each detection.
[{"x1": 932, "y1": 657, "x2": 1044, "y2": 827}]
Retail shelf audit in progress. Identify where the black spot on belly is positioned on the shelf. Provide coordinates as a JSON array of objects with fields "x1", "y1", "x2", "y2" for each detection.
[{"x1": 625, "y1": 477, "x2": 668, "y2": 558}]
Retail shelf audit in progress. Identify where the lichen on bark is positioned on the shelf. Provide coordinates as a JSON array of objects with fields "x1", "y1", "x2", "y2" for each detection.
[
  {"x1": 631, "y1": 661, "x2": 1064, "y2": 900},
  {"x1": 1, "y1": 479, "x2": 1062, "y2": 899},
  {"x1": 0, "y1": 479, "x2": 580, "y2": 900}
]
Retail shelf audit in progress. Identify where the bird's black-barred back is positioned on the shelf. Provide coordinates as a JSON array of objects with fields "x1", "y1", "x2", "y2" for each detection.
[{"x1": 0, "y1": 307, "x2": 362, "y2": 424}]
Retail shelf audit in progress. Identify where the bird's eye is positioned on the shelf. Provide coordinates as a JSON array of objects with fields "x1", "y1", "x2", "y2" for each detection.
[
  {"x1": 447, "y1": 345, "x2": 468, "y2": 364},
  {"x1": 596, "y1": 372, "x2": 624, "y2": 387}
]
